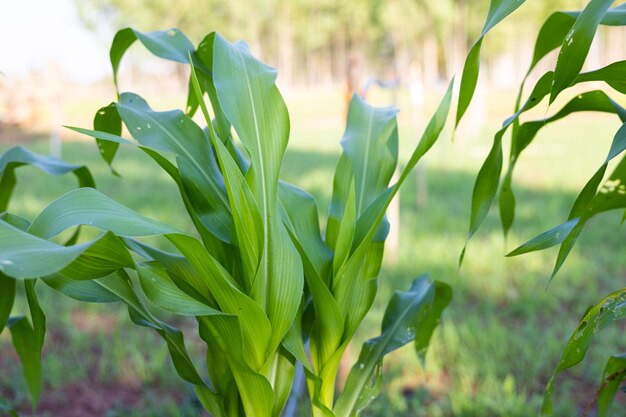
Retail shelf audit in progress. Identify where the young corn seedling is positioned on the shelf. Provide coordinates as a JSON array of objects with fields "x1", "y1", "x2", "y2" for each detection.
[{"x1": 0, "y1": 29, "x2": 453, "y2": 417}]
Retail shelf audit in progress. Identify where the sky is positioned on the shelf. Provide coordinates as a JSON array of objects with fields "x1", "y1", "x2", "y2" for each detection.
[{"x1": 0, "y1": 0, "x2": 109, "y2": 83}]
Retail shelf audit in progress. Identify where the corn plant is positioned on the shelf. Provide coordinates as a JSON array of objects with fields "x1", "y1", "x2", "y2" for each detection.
[
  {"x1": 0, "y1": 0, "x2": 547, "y2": 414},
  {"x1": 0, "y1": 28, "x2": 458, "y2": 417},
  {"x1": 460, "y1": 1, "x2": 626, "y2": 415}
]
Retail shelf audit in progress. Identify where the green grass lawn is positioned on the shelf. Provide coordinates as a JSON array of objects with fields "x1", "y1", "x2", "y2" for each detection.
[{"x1": 1, "y1": 87, "x2": 625, "y2": 416}]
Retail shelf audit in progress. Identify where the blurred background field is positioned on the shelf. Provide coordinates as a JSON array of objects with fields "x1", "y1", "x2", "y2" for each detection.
[{"x1": 1, "y1": 0, "x2": 626, "y2": 416}]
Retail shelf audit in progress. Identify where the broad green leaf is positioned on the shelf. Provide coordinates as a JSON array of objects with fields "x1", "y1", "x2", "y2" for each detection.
[
  {"x1": 213, "y1": 34, "x2": 304, "y2": 358},
  {"x1": 597, "y1": 353, "x2": 626, "y2": 417},
  {"x1": 271, "y1": 348, "x2": 296, "y2": 417},
  {"x1": 334, "y1": 276, "x2": 451, "y2": 417},
  {"x1": 542, "y1": 289, "x2": 626, "y2": 415},
  {"x1": 94, "y1": 103, "x2": 122, "y2": 175},
  {"x1": 523, "y1": 3, "x2": 626, "y2": 75},
  {"x1": 325, "y1": 86, "x2": 453, "y2": 386},
  {"x1": 0, "y1": 220, "x2": 128, "y2": 280},
  {"x1": 110, "y1": 28, "x2": 195, "y2": 94},
  {"x1": 550, "y1": 0, "x2": 615, "y2": 103},
  {"x1": 137, "y1": 262, "x2": 223, "y2": 316},
  {"x1": 278, "y1": 181, "x2": 333, "y2": 285},
  {"x1": 43, "y1": 273, "x2": 121, "y2": 303},
  {"x1": 29, "y1": 187, "x2": 180, "y2": 239},
  {"x1": 576, "y1": 60, "x2": 626, "y2": 94},
  {"x1": 327, "y1": 95, "x2": 398, "y2": 253},
  {"x1": 191, "y1": 32, "x2": 231, "y2": 139},
  {"x1": 199, "y1": 315, "x2": 274, "y2": 417},
  {"x1": 116, "y1": 92, "x2": 232, "y2": 243},
  {"x1": 323, "y1": 83, "x2": 450, "y2": 401},
  {"x1": 167, "y1": 234, "x2": 272, "y2": 370},
  {"x1": 529, "y1": 12, "x2": 576, "y2": 73},
  {"x1": 351, "y1": 80, "x2": 453, "y2": 254},
  {"x1": 68, "y1": 125, "x2": 234, "y2": 265},
  {"x1": 24, "y1": 281, "x2": 45, "y2": 350},
  {"x1": 332, "y1": 182, "x2": 357, "y2": 276},
  {"x1": 190, "y1": 58, "x2": 264, "y2": 292},
  {"x1": 0, "y1": 146, "x2": 94, "y2": 212},
  {"x1": 0, "y1": 273, "x2": 15, "y2": 333},
  {"x1": 8, "y1": 316, "x2": 42, "y2": 406}
]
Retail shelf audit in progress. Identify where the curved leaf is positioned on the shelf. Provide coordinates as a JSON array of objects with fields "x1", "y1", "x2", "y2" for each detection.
[
  {"x1": 0, "y1": 146, "x2": 94, "y2": 212},
  {"x1": 29, "y1": 187, "x2": 180, "y2": 239},
  {"x1": 334, "y1": 276, "x2": 451, "y2": 417},
  {"x1": 110, "y1": 28, "x2": 195, "y2": 94},
  {"x1": 597, "y1": 353, "x2": 626, "y2": 417},
  {"x1": 550, "y1": 0, "x2": 614, "y2": 103},
  {"x1": 456, "y1": 0, "x2": 527, "y2": 126},
  {"x1": 542, "y1": 289, "x2": 626, "y2": 415}
]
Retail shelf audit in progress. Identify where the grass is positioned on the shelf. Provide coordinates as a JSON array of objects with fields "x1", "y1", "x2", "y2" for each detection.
[{"x1": 1, "y1": 86, "x2": 625, "y2": 416}]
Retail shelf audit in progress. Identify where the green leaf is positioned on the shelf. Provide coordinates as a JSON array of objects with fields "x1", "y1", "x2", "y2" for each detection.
[
  {"x1": 333, "y1": 82, "x2": 453, "y2": 338},
  {"x1": 116, "y1": 92, "x2": 233, "y2": 243},
  {"x1": 456, "y1": 40, "x2": 483, "y2": 127},
  {"x1": 0, "y1": 220, "x2": 127, "y2": 280},
  {"x1": 0, "y1": 272, "x2": 15, "y2": 333},
  {"x1": 528, "y1": 12, "x2": 576, "y2": 73},
  {"x1": 110, "y1": 28, "x2": 195, "y2": 94},
  {"x1": 67, "y1": 125, "x2": 234, "y2": 264},
  {"x1": 550, "y1": 0, "x2": 615, "y2": 103},
  {"x1": 508, "y1": 133, "x2": 626, "y2": 276},
  {"x1": 8, "y1": 316, "x2": 42, "y2": 406},
  {"x1": 191, "y1": 32, "x2": 231, "y2": 139},
  {"x1": 198, "y1": 315, "x2": 274, "y2": 417},
  {"x1": 481, "y1": 0, "x2": 528, "y2": 34},
  {"x1": 28, "y1": 187, "x2": 180, "y2": 239},
  {"x1": 0, "y1": 146, "x2": 95, "y2": 212},
  {"x1": 456, "y1": 0, "x2": 527, "y2": 126},
  {"x1": 507, "y1": 219, "x2": 579, "y2": 257},
  {"x1": 43, "y1": 273, "x2": 121, "y2": 303},
  {"x1": 278, "y1": 181, "x2": 333, "y2": 285},
  {"x1": 576, "y1": 60, "x2": 626, "y2": 94},
  {"x1": 190, "y1": 57, "x2": 264, "y2": 292},
  {"x1": 327, "y1": 95, "x2": 398, "y2": 252},
  {"x1": 469, "y1": 90, "x2": 626, "y2": 252},
  {"x1": 542, "y1": 289, "x2": 626, "y2": 415},
  {"x1": 213, "y1": 34, "x2": 304, "y2": 359},
  {"x1": 24, "y1": 280, "x2": 45, "y2": 350},
  {"x1": 93, "y1": 103, "x2": 122, "y2": 175},
  {"x1": 597, "y1": 353, "x2": 626, "y2": 417},
  {"x1": 167, "y1": 234, "x2": 272, "y2": 370},
  {"x1": 137, "y1": 262, "x2": 223, "y2": 316},
  {"x1": 334, "y1": 276, "x2": 451, "y2": 417}
]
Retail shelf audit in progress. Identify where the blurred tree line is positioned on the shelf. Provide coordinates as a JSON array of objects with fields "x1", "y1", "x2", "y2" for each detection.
[{"x1": 77, "y1": 0, "x2": 614, "y2": 88}]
